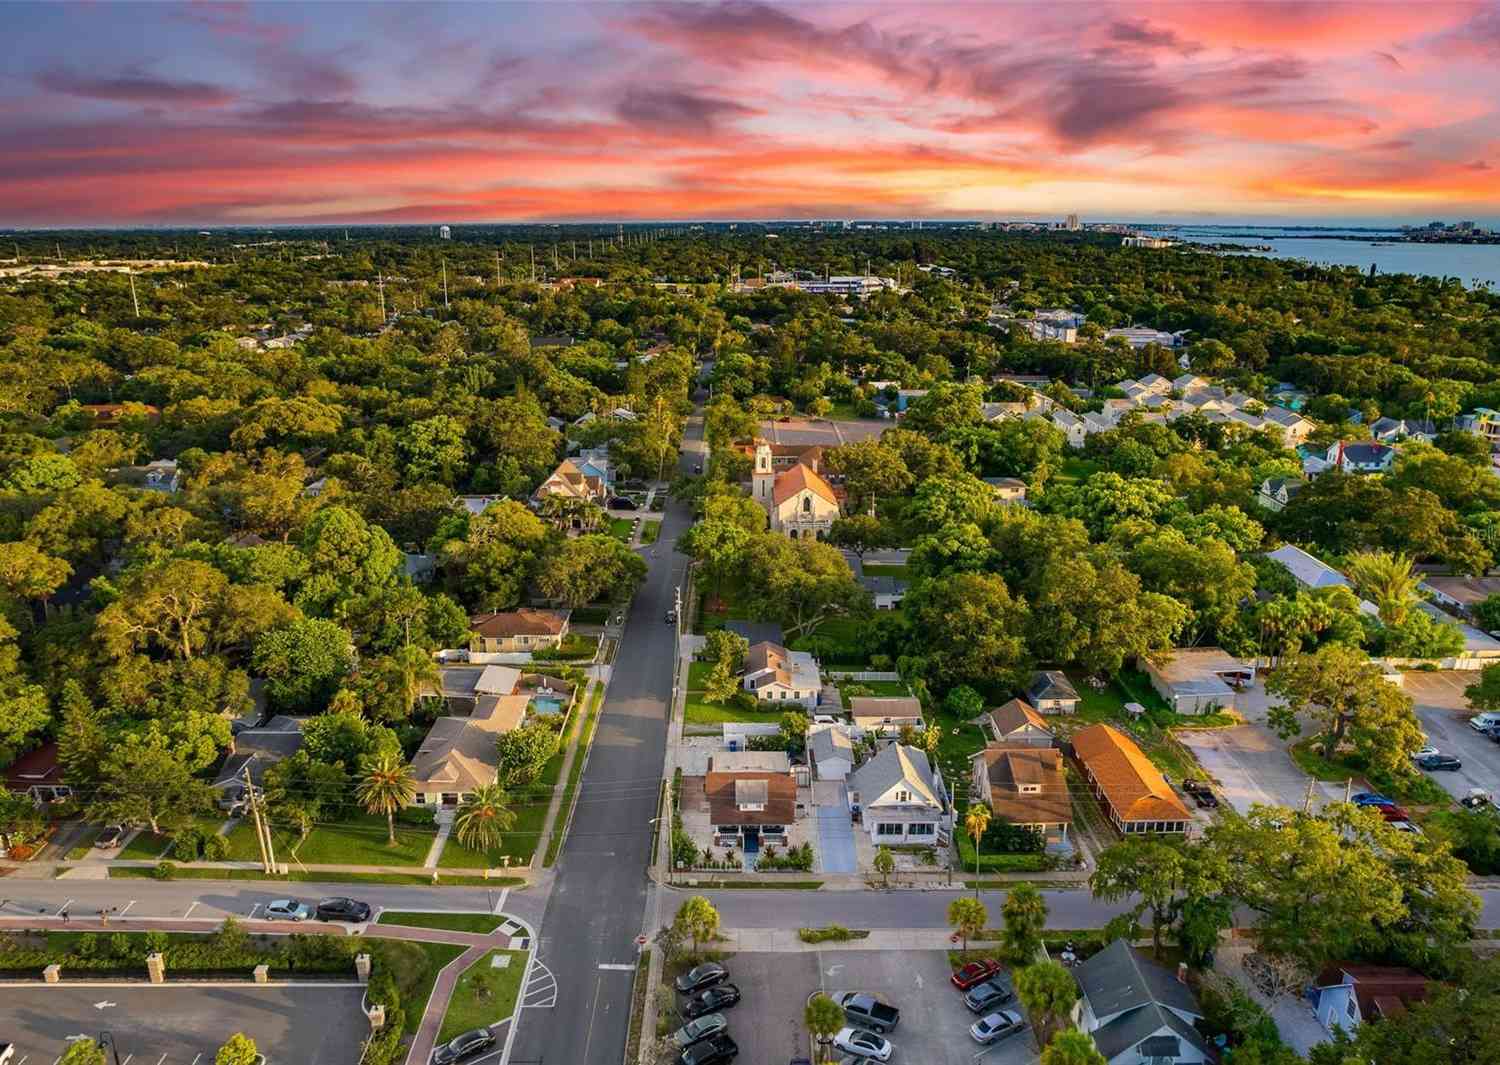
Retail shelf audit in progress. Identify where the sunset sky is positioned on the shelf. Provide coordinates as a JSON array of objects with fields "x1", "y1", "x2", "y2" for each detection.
[{"x1": 5, "y1": 1, "x2": 1500, "y2": 226}]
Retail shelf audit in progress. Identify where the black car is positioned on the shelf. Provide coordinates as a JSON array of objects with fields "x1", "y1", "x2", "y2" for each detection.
[
  {"x1": 1189, "y1": 789, "x2": 1219, "y2": 809},
  {"x1": 610, "y1": 497, "x2": 638, "y2": 510},
  {"x1": 682, "y1": 984, "x2": 741, "y2": 1019},
  {"x1": 1417, "y1": 754, "x2": 1462, "y2": 771},
  {"x1": 679, "y1": 1034, "x2": 738, "y2": 1065},
  {"x1": 675, "y1": 963, "x2": 729, "y2": 994},
  {"x1": 432, "y1": 1027, "x2": 495, "y2": 1064},
  {"x1": 315, "y1": 896, "x2": 373, "y2": 922},
  {"x1": 964, "y1": 978, "x2": 1015, "y2": 1014}
]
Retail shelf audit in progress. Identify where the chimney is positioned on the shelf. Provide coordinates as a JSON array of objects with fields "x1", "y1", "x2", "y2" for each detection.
[{"x1": 1177, "y1": 962, "x2": 1188, "y2": 984}]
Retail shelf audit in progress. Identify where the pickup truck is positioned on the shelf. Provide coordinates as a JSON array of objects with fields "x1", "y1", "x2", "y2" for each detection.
[{"x1": 834, "y1": 991, "x2": 901, "y2": 1033}]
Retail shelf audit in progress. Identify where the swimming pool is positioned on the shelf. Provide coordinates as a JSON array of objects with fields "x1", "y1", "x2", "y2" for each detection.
[{"x1": 530, "y1": 696, "x2": 566, "y2": 716}]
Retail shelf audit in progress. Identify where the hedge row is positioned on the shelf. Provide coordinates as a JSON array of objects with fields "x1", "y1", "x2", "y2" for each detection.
[{"x1": 0, "y1": 929, "x2": 353, "y2": 974}]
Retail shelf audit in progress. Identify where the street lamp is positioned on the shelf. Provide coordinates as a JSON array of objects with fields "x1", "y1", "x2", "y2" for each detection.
[{"x1": 98, "y1": 1031, "x2": 123, "y2": 1065}]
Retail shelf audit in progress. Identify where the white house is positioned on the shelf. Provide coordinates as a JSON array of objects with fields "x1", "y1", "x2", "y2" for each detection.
[
  {"x1": 846, "y1": 743, "x2": 949, "y2": 845},
  {"x1": 1024, "y1": 671, "x2": 1081, "y2": 715},
  {"x1": 741, "y1": 641, "x2": 821, "y2": 709},
  {"x1": 1073, "y1": 940, "x2": 1211, "y2": 1065},
  {"x1": 1327, "y1": 440, "x2": 1395, "y2": 473},
  {"x1": 1257, "y1": 477, "x2": 1302, "y2": 512}
]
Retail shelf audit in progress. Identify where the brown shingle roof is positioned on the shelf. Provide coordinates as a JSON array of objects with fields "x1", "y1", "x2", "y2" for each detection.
[
  {"x1": 469, "y1": 609, "x2": 568, "y2": 638},
  {"x1": 986, "y1": 698, "x2": 1053, "y2": 738},
  {"x1": 772, "y1": 462, "x2": 838, "y2": 507},
  {"x1": 973, "y1": 747, "x2": 1072, "y2": 827},
  {"x1": 704, "y1": 771, "x2": 797, "y2": 826},
  {"x1": 1071, "y1": 724, "x2": 1192, "y2": 823}
]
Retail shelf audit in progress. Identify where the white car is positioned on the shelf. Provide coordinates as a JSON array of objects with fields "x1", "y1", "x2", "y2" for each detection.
[
  {"x1": 970, "y1": 1009, "x2": 1026, "y2": 1045},
  {"x1": 1410, "y1": 745, "x2": 1440, "y2": 760},
  {"x1": 833, "y1": 1026, "x2": 893, "y2": 1062},
  {"x1": 265, "y1": 898, "x2": 312, "y2": 921}
]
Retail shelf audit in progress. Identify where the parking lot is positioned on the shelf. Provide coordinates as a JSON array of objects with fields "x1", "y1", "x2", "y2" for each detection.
[
  {"x1": 758, "y1": 417, "x2": 885, "y2": 447},
  {"x1": 1402, "y1": 671, "x2": 1500, "y2": 801},
  {"x1": 1, "y1": 983, "x2": 369, "y2": 1064},
  {"x1": 716, "y1": 950, "x2": 1037, "y2": 1065}
]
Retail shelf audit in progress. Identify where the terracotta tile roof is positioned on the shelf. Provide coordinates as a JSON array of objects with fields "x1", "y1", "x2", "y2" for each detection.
[
  {"x1": 972, "y1": 747, "x2": 1072, "y2": 826},
  {"x1": 772, "y1": 462, "x2": 838, "y2": 507},
  {"x1": 1071, "y1": 724, "x2": 1192, "y2": 822},
  {"x1": 469, "y1": 608, "x2": 568, "y2": 638},
  {"x1": 704, "y1": 771, "x2": 797, "y2": 826}
]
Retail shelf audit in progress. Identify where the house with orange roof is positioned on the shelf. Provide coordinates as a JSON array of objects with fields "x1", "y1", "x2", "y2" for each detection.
[
  {"x1": 1071, "y1": 724, "x2": 1193, "y2": 834},
  {"x1": 750, "y1": 439, "x2": 841, "y2": 539}
]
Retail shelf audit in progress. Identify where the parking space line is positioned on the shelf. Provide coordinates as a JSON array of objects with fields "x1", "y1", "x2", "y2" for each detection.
[
  {"x1": 183, "y1": 901, "x2": 198, "y2": 919},
  {"x1": 55, "y1": 898, "x2": 73, "y2": 917},
  {"x1": 156, "y1": 1054, "x2": 167, "y2": 1065},
  {"x1": 119, "y1": 900, "x2": 137, "y2": 917},
  {"x1": 246, "y1": 903, "x2": 260, "y2": 920},
  {"x1": 491, "y1": 888, "x2": 508, "y2": 916},
  {"x1": 121, "y1": 1055, "x2": 132, "y2": 1065},
  {"x1": 191, "y1": 1055, "x2": 202, "y2": 1065}
]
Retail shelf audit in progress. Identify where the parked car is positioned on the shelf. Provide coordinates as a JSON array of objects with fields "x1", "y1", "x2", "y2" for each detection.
[
  {"x1": 1352, "y1": 793, "x2": 1395, "y2": 807},
  {"x1": 970, "y1": 1010, "x2": 1026, "y2": 1044},
  {"x1": 675, "y1": 963, "x2": 729, "y2": 994},
  {"x1": 679, "y1": 1034, "x2": 738, "y2": 1065},
  {"x1": 1411, "y1": 745, "x2": 1440, "y2": 760},
  {"x1": 1389, "y1": 821, "x2": 1423, "y2": 834},
  {"x1": 665, "y1": 609, "x2": 678, "y2": 624},
  {"x1": 1470, "y1": 713, "x2": 1500, "y2": 731},
  {"x1": 1377, "y1": 804, "x2": 1413, "y2": 822},
  {"x1": 693, "y1": 463, "x2": 703, "y2": 474},
  {"x1": 1461, "y1": 789, "x2": 1493, "y2": 809},
  {"x1": 963, "y1": 979, "x2": 1015, "y2": 1014},
  {"x1": 834, "y1": 991, "x2": 900, "y2": 1033},
  {"x1": 671, "y1": 1013, "x2": 728, "y2": 1049},
  {"x1": 94, "y1": 824, "x2": 125, "y2": 849},
  {"x1": 1187, "y1": 788, "x2": 1219, "y2": 809},
  {"x1": 832, "y1": 1027, "x2": 893, "y2": 1062},
  {"x1": 315, "y1": 897, "x2": 372, "y2": 922},
  {"x1": 950, "y1": 958, "x2": 1003, "y2": 990},
  {"x1": 610, "y1": 497, "x2": 638, "y2": 511},
  {"x1": 265, "y1": 898, "x2": 312, "y2": 921},
  {"x1": 1417, "y1": 753, "x2": 1462, "y2": 772},
  {"x1": 432, "y1": 1028, "x2": 495, "y2": 1064},
  {"x1": 682, "y1": 985, "x2": 741, "y2": 1019}
]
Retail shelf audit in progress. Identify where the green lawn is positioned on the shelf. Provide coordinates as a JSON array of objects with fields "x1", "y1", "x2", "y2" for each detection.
[
  {"x1": 225, "y1": 811, "x2": 437, "y2": 867},
  {"x1": 687, "y1": 660, "x2": 715, "y2": 690},
  {"x1": 641, "y1": 520, "x2": 661, "y2": 544},
  {"x1": 570, "y1": 606, "x2": 612, "y2": 625},
  {"x1": 544, "y1": 680, "x2": 607, "y2": 866},
  {"x1": 536, "y1": 633, "x2": 599, "y2": 661},
  {"x1": 368, "y1": 938, "x2": 469, "y2": 1036},
  {"x1": 839, "y1": 679, "x2": 910, "y2": 697},
  {"x1": 437, "y1": 949, "x2": 529, "y2": 1043},
  {"x1": 438, "y1": 794, "x2": 549, "y2": 869},
  {"x1": 376, "y1": 911, "x2": 506, "y2": 934},
  {"x1": 1050, "y1": 670, "x2": 1205, "y2": 780},
  {"x1": 1054, "y1": 457, "x2": 1100, "y2": 484},
  {"x1": 860, "y1": 563, "x2": 909, "y2": 578},
  {"x1": 65, "y1": 827, "x2": 101, "y2": 859},
  {"x1": 608, "y1": 517, "x2": 634, "y2": 542},
  {"x1": 1289, "y1": 739, "x2": 1450, "y2": 805},
  {"x1": 684, "y1": 696, "x2": 781, "y2": 725},
  {"x1": 118, "y1": 815, "x2": 228, "y2": 861}
]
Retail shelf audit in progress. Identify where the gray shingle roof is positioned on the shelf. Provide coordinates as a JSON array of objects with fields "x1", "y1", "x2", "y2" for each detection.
[
  {"x1": 1075, "y1": 939, "x2": 1201, "y2": 1021},
  {"x1": 1026, "y1": 671, "x2": 1079, "y2": 704},
  {"x1": 848, "y1": 743, "x2": 941, "y2": 809}
]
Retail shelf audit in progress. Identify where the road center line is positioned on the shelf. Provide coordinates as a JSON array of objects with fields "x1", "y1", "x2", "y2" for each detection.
[{"x1": 579, "y1": 974, "x2": 604, "y2": 1064}]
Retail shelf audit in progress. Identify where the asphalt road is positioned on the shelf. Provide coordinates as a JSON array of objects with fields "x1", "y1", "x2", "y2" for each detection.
[
  {"x1": 3, "y1": 983, "x2": 369, "y2": 1064},
  {"x1": 508, "y1": 418, "x2": 702, "y2": 1065}
]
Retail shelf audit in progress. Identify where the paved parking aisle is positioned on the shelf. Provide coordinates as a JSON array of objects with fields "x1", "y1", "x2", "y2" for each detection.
[
  {"x1": 1402, "y1": 671, "x2": 1500, "y2": 801},
  {"x1": 724, "y1": 950, "x2": 1036, "y2": 1065},
  {"x1": 1, "y1": 984, "x2": 369, "y2": 1064}
]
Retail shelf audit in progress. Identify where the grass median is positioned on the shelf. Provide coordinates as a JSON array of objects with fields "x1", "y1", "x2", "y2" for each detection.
[
  {"x1": 376, "y1": 911, "x2": 506, "y2": 934},
  {"x1": 437, "y1": 948, "x2": 529, "y2": 1043},
  {"x1": 543, "y1": 680, "x2": 607, "y2": 867}
]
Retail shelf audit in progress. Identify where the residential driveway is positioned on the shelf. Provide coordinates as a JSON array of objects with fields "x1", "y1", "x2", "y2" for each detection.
[
  {"x1": 1, "y1": 983, "x2": 369, "y2": 1064},
  {"x1": 814, "y1": 781, "x2": 858, "y2": 874},
  {"x1": 1401, "y1": 671, "x2": 1500, "y2": 801}
]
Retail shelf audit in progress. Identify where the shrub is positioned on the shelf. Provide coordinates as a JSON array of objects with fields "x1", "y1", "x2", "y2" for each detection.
[
  {"x1": 798, "y1": 924, "x2": 857, "y2": 943},
  {"x1": 757, "y1": 841, "x2": 815, "y2": 872},
  {"x1": 152, "y1": 861, "x2": 176, "y2": 880},
  {"x1": 170, "y1": 827, "x2": 205, "y2": 861},
  {"x1": 109, "y1": 933, "x2": 132, "y2": 958},
  {"x1": 200, "y1": 834, "x2": 229, "y2": 861},
  {"x1": 398, "y1": 805, "x2": 438, "y2": 827}
]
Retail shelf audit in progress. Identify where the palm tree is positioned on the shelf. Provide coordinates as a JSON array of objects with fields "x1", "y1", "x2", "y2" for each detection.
[
  {"x1": 356, "y1": 752, "x2": 416, "y2": 846},
  {"x1": 1346, "y1": 550, "x2": 1423, "y2": 626},
  {"x1": 964, "y1": 803, "x2": 991, "y2": 898},
  {"x1": 392, "y1": 644, "x2": 440, "y2": 717},
  {"x1": 453, "y1": 784, "x2": 517, "y2": 859}
]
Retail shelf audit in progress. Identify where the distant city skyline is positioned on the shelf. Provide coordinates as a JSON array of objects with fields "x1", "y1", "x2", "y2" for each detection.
[{"x1": 4, "y1": 1, "x2": 1499, "y2": 226}]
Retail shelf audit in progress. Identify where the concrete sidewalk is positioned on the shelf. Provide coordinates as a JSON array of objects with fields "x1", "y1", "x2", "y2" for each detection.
[{"x1": 718, "y1": 926, "x2": 994, "y2": 953}]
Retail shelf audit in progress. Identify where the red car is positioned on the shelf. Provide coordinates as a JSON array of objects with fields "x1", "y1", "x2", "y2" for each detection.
[
  {"x1": 951, "y1": 959, "x2": 1003, "y2": 991},
  {"x1": 1378, "y1": 804, "x2": 1412, "y2": 822}
]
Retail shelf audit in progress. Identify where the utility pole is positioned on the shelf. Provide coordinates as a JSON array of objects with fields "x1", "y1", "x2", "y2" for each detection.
[
  {"x1": 1344, "y1": 777, "x2": 1353, "y2": 803},
  {"x1": 441, "y1": 258, "x2": 449, "y2": 309},
  {"x1": 244, "y1": 764, "x2": 276, "y2": 874},
  {"x1": 128, "y1": 272, "x2": 140, "y2": 317},
  {"x1": 1302, "y1": 778, "x2": 1316, "y2": 814}
]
